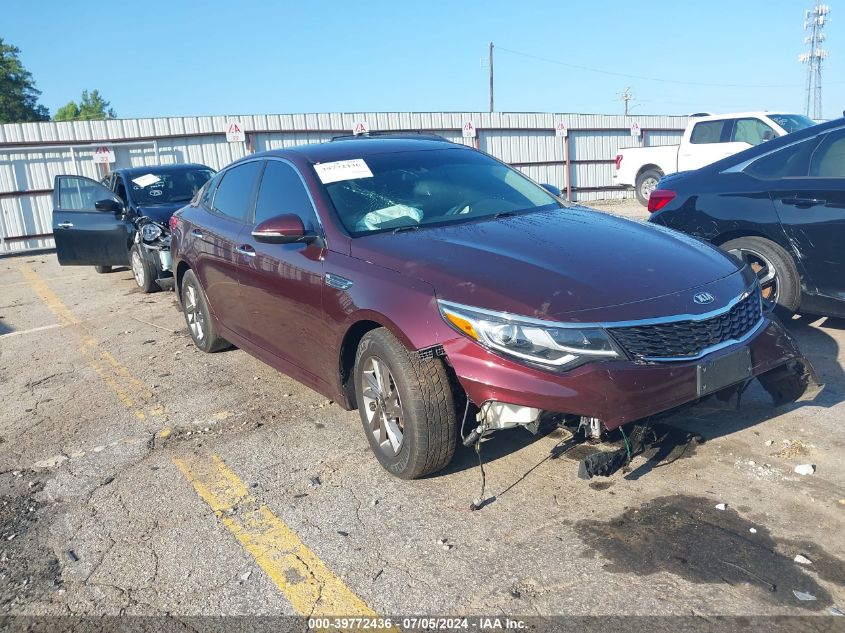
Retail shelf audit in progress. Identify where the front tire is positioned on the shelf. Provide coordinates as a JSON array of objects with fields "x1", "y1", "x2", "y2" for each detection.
[
  {"x1": 635, "y1": 168, "x2": 663, "y2": 206},
  {"x1": 354, "y1": 329, "x2": 458, "y2": 479},
  {"x1": 180, "y1": 269, "x2": 228, "y2": 353},
  {"x1": 130, "y1": 244, "x2": 158, "y2": 293},
  {"x1": 721, "y1": 236, "x2": 800, "y2": 316}
]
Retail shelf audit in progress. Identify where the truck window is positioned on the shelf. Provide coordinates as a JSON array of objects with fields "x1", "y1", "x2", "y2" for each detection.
[
  {"x1": 731, "y1": 118, "x2": 776, "y2": 146},
  {"x1": 689, "y1": 120, "x2": 727, "y2": 144}
]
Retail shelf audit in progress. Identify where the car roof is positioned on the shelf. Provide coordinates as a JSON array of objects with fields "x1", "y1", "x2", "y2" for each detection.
[
  {"x1": 113, "y1": 163, "x2": 213, "y2": 176},
  {"x1": 692, "y1": 111, "x2": 804, "y2": 122},
  {"x1": 252, "y1": 135, "x2": 468, "y2": 164}
]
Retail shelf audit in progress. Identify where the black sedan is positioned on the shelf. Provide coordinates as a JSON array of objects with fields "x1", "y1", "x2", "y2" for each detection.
[
  {"x1": 52, "y1": 164, "x2": 214, "y2": 292},
  {"x1": 648, "y1": 116, "x2": 845, "y2": 318}
]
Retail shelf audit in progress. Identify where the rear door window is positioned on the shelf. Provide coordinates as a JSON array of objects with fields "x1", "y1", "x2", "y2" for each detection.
[
  {"x1": 254, "y1": 160, "x2": 319, "y2": 230},
  {"x1": 809, "y1": 130, "x2": 845, "y2": 178},
  {"x1": 212, "y1": 161, "x2": 262, "y2": 221},
  {"x1": 690, "y1": 120, "x2": 728, "y2": 144},
  {"x1": 744, "y1": 138, "x2": 819, "y2": 179}
]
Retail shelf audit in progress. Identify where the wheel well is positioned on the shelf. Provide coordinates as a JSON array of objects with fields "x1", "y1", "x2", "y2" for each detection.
[
  {"x1": 338, "y1": 320, "x2": 383, "y2": 410},
  {"x1": 711, "y1": 230, "x2": 772, "y2": 247},
  {"x1": 636, "y1": 164, "x2": 663, "y2": 181},
  {"x1": 175, "y1": 261, "x2": 191, "y2": 297}
]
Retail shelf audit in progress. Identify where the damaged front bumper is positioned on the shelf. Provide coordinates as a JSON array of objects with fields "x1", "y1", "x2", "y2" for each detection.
[{"x1": 442, "y1": 317, "x2": 819, "y2": 432}]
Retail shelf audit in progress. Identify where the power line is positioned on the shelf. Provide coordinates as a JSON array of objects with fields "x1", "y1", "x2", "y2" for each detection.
[{"x1": 496, "y1": 45, "x2": 845, "y2": 89}]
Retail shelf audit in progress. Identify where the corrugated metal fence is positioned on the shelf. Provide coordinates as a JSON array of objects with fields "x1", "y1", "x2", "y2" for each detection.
[{"x1": 0, "y1": 111, "x2": 688, "y2": 253}]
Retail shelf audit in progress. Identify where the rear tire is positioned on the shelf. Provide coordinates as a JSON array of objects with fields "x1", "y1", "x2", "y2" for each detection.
[
  {"x1": 635, "y1": 168, "x2": 663, "y2": 206},
  {"x1": 180, "y1": 269, "x2": 228, "y2": 353},
  {"x1": 720, "y1": 236, "x2": 800, "y2": 316},
  {"x1": 354, "y1": 329, "x2": 458, "y2": 479},
  {"x1": 94, "y1": 266, "x2": 112, "y2": 274},
  {"x1": 130, "y1": 244, "x2": 158, "y2": 293}
]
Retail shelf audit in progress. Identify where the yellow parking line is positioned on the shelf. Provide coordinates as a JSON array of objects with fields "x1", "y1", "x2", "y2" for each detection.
[
  {"x1": 17, "y1": 264, "x2": 80, "y2": 326},
  {"x1": 18, "y1": 261, "x2": 380, "y2": 619},
  {"x1": 174, "y1": 453, "x2": 378, "y2": 618}
]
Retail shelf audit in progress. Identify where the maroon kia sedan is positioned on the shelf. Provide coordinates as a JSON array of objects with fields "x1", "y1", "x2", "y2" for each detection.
[{"x1": 169, "y1": 134, "x2": 815, "y2": 479}]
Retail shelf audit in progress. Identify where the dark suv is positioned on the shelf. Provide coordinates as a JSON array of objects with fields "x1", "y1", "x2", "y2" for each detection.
[
  {"x1": 53, "y1": 164, "x2": 214, "y2": 292},
  {"x1": 170, "y1": 135, "x2": 815, "y2": 479}
]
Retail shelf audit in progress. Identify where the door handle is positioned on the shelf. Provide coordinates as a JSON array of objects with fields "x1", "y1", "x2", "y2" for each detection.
[
  {"x1": 782, "y1": 197, "x2": 826, "y2": 207},
  {"x1": 57, "y1": 221, "x2": 74, "y2": 229},
  {"x1": 236, "y1": 244, "x2": 256, "y2": 257},
  {"x1": 190, "y1": 229, "x2": 204, "y2": 238}
]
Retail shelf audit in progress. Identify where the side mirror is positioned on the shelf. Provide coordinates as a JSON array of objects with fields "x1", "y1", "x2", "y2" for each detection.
[
  {"x1": 252, "y1": 214, "x2": 314, "y2": 244},
  {"x1": 540, "y1": 183, "x2": 562, "y2": 197},
  {"x1": 95, "y1": 198, "x2": 122, "y2": 213}
]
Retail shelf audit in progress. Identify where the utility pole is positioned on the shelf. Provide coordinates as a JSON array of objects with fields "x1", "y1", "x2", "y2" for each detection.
[
  {"x1": 800, "y1": 2, "x2": 830, "y2": 119},
  {"x1": 489, "y1": 42, "x2": 494, "y2": 113},
  {"x1": 618, "y1": 87, "x2": 635, "y2": 116}
]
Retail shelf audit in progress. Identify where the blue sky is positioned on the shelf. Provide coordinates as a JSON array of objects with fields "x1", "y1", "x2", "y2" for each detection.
[{"x1": 5, "y1": 0, "x2": 843, "y2": 119}]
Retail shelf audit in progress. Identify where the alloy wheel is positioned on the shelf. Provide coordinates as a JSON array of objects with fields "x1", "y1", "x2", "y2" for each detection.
[
  {"x1": 183, "y1": 284, "x2": 205, "y2": 341},
  {"x1": 733, "y1": 247, "x2": 779, "y2": 312},
  {"x1": 361, "y1": 356, "x2": 405, "y2": 456},
  {"x1": 131, "y1": 249, "x2": 145, "y2": 287},
  {"x1": 640, "y1": 176, "x2": 659, "y2": 201}
]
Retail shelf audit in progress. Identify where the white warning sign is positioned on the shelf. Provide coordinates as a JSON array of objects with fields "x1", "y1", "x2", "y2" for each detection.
[{"x1": 226, "y1": 121, "x2": 246, "y2": 143}]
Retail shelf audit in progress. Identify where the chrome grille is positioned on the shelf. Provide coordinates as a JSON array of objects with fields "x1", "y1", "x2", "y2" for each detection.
[{"x1": 607, "y1": 287, "x2": 763, "y2": 361}]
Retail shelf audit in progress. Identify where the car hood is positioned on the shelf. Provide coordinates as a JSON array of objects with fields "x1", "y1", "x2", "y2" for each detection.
[
  {"x1": 135, "y1": 203, "x2": 185, "y2": 224},
  {"x1": 351, "y1": 206, "x2": 744, "y2": 322}
]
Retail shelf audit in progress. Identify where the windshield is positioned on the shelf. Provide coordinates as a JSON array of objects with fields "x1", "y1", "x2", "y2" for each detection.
[
  {"x1": 319, "y1": 148, "x2": 560, "y2": 236},
  {"x1": 128, "y1": 168, "x2": 215, "y2": 205},
  {"x1": 768, "y1": 114, "x2": 816, "y2": 134}
]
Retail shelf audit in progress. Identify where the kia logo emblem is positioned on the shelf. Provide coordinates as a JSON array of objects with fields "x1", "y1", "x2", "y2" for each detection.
[{"x1": 694, "y1": 292, "x2": 715, "y2": 305}]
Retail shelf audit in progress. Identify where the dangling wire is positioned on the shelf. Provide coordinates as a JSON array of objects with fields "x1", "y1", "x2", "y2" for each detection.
[
  {"x1": 470, "y1": 439, "x2": 487, "y2": 511},
  {"x1": 619, "y1": 426, "x2": 632, "y2": 461}
]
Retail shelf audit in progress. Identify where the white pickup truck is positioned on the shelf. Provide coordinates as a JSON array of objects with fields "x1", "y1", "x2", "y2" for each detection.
[{"x1": 614, "y1": 112, "x2": 816, "y2": 205}]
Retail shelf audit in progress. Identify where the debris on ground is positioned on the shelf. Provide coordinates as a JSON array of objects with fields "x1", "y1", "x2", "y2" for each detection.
[
  {"x1": 793, "y1": 590, "x2": 817, "y2": 601},
  {"x1": 794, "y1": 554, "x2": 812, "y2": 565},
  {"x1": 765, "y1": 440, "x2": 774, "y2": 447},
  {"x1": 239, "y1": 570, "x2": 252, "y2": 582},
  {"x1": 776, "y1": 440, "x2": 811, "y2": 459},
  {"x1": 794, "y1": 464, "x2": 816, "y2": 476},
  {"x1": 749, "y1": 528, "x2": 757, "y2": 534},
  {"x1": 308, "y1": 476, "x2": 321, "y2": 487},
  {"x1": 715, "y1": 503, "x2": 727, "y2": 510},
  {"x1": 831, "y1": 607, "x2": 844, "y2": 616}
]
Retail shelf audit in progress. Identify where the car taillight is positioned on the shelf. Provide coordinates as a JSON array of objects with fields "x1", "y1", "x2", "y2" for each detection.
[
  {"x1": 615, "y1": 154, "x2": 622, "y2": 170},
  {"x1": 168, "y1": 216, "x2": 179, "y2": 231},
  {"x1": 647, "y1": 190, "x2": 676, "y2": 213}
]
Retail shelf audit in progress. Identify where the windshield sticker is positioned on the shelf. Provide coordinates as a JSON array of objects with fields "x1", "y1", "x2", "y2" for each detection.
[
  {"x1": 149, "y1": 189, "x2": 163, "y2": 196},
  {"x1": 313, "y1": 159, "x2": 373, "y2": 184},
  {"x1": 132, "y1": 174, "x2": 162, "y2": 188}
]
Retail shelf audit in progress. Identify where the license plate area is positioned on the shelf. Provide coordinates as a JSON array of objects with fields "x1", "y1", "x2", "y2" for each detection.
[{"x1": 697, "y1": 347, "x2": 753, "y2": 397}]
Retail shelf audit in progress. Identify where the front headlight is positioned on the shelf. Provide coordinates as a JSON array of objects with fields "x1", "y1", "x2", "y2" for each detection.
[
  {"x1": 141, "y1": 223, "x2": 163, "y2": 242},
  {"x1": 438, "y1": 300, "x2": 621, "y2": 370}
]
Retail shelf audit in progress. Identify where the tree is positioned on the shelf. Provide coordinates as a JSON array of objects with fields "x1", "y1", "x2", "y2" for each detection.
[
  {"x1": 54, "y1": 89, "x2": 116, "y2": 122},
  {"x1": 0, "y1": 38, "x2": 50, "y2": 123}
]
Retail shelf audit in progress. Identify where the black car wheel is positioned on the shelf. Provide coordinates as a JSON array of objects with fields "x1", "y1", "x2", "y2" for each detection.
[
  {"x1": 353, "y1": 328, "x2": 458, "y2": 479},
  {"x1": 635, "y1": 168, "x2": 663, "y2": 206},
  {"x1": 130, "y1": 244, "x2": 158, "y2": 293},
  {"x1": 721, "y1": 236, "x2": 800, "y2": 316},
  {"x1": 94, "y1": 266, "x2": 112, "y2": 274},
  {"x1": 180, "y1": 269, "x2": 229, "y2": 353}
]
